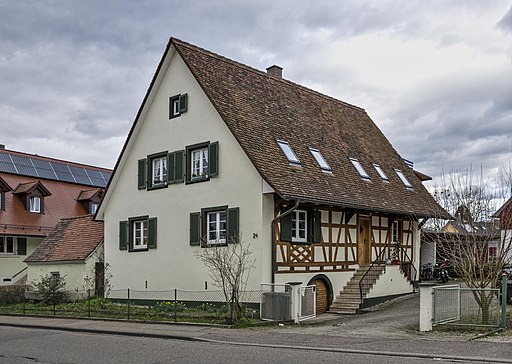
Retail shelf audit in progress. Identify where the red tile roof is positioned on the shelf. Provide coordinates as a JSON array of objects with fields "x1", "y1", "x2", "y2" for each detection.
[
  {"x1": 170, "y1": 38, "x2": 449, "y2": 219},
  {"x1": 25, "y1": 215, "x2": 103, "y2": 263},
  {"x1": 12, "y1": 181, "x2": 51, "y2": 196},
  {"x1": 77, "y1": 188, "x2": 104, "y2": 202}
]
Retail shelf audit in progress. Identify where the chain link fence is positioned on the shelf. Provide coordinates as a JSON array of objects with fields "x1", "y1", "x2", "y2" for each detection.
[
  {"x1": 260, "y1": 284, "x2": 291, "y2": 321},
  {"x1": 0, "y1": 288, "x2": 263, "y2": 323},
  {"x1": 433, "y1": 285, "x2": 501, "y2": 327}
]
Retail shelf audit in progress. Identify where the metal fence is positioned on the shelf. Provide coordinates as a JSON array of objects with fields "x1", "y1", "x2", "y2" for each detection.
[
  {"x1": 260, "y1": 283, "x2": 291, "y2": 321},
  {"x1": 299, "y1": 285, "x2": 316, "y2": 321},
  {"x1": 0, "y1": 288, "x2": 263, "y2": 323},
  {"x1": 433, "y1": 285, "x2": 501, "y2": 327}
]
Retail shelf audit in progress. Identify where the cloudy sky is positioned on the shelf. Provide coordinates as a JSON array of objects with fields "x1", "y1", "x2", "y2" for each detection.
[{"x1": 1, "y1": 0, "x2": 511, "y2": 190}]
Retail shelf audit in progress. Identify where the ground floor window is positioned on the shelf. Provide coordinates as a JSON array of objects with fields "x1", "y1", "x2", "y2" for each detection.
[
  {"x1": 207, "y1": 210, "x2": 227, "y2": 245},
  {"x1": 132, "y1": 219, "x2": 148, "y2": 250},
  {"x1": 0, "y1": 236, "x2": 14, "y2": 254},
  {"x1": 119, "y1": 216, "x2": 157, "y2": 251}
]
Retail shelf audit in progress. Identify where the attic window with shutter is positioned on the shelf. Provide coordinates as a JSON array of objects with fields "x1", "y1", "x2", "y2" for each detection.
[
  {"x1": 118, "y1": 216, "x2": 157, "y2": 252},
  {"x1": 169, "y1": 94, "x2": 188, "y2": 119},
  {"x1": 309, "y1": 148, "x2": 331, "y2": 172},
  {"x1": 373, "y1": 164, "x2": 389, "y2": 181},
  {"x1": 189, "y1": 206, "x2": 240, "y2": 247},
  {"x1": 186, "y1": 141, "x2": 218, "y2": 183},
  {"x1": 349, "y1": 158, "x2": 370, "y2": 179},
  {"x1": 395, "y1": 169, "x2": 413, "y2": 189},
  {"x1": 277, "y1": 140, "x2": 301, "y2": 166}
]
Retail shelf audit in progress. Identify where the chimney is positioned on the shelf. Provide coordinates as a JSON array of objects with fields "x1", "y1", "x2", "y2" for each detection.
[
  {"x1": 266, "y1": 65, "x2": 283, "y2": 78},
  {"x1": 0, "y1": 144, "x2": 4, "y2": 149}
]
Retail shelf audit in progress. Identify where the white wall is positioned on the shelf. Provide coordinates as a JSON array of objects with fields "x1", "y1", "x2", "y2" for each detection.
[
  {"x1": 103, "y1": 48, "x2": 268, "y2": 292},
  {"x1": 27, "y1": 262, "x2": 86, "y2": 291},
  {"x1": 366, "y1": 265, "x2": 413, "y2": 298},
  {"x1": 0, "y1": 236, "x2": 42, "y2": 284}
]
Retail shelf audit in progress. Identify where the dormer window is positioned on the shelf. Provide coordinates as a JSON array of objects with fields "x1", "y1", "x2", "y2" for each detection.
[
  {"x1": 373, "y1": 164, "x2": 389, "y2": 181},
  {"x1": 309, "y1": 148, "x2": 331, "y2": 172},
  {"x1": 277, "y1": 140, "x2": 301, "y2": 166},
  {"x1": 349, "y1": 158, "x2": 370, "y2": 179},
  {"x1": 0, "y1": 177, "x2": 12, "y2": 211},
  {"x1": 12, "y1": 181, "x2": 51, "y2": 214},
  {"x1": 169, "y1": 94, "x2": 188, "y2": 119},
  {"x1": 395, "y1": 169, "x2": 413, "y2": 189},
  {"x1": 29, "y1": 196, "x2": 41, "y2": 213},
  {"x1": 77, "y1": 188, "x2": 104, "y2": 214}
]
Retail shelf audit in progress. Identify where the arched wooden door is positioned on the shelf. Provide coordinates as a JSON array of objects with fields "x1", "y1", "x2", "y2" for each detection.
[{"x1": 312, "y1": 278, "x2": 329, "y2": 314}]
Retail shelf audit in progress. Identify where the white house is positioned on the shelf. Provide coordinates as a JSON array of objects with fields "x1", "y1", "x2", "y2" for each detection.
[{"x1": 96, "y1": 38, "x2": 449, "y2": 314}]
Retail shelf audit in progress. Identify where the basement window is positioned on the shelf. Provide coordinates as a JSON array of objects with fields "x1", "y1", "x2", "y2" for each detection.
[
  {"x1": 395, "y1": 169, "x2": 413, "y2": 189},
  {"x1": 349, "y1": 158, "x2": 370, "y2": 179},
  {"x1": 277, "y1": 140, "x2": 301, "y2": 166},
  {"x1": 309, "y1": 148, "x2": 331, "y2": 172}
]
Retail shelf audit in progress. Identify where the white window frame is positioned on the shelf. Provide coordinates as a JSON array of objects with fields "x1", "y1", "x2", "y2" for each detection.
[
  {"x1": 373, "y1": 163, "x2": 388, "y2": 180},
  {"x1": 277, "y1": 140, "x2": 301, "y2": 165},
  {"x1": 291, "y1": 210, "x2": 307, "y2": 243},
  {"x1": 395, "y1": 169, "x2": 413, "y2": 189},
  {"x1": 207, "y1": 210, "x2": 227, "y2": 245},
  {"x1": 151, "y1": 155, "x2": 168, "y2": 186},
  {"x1": 90, "y1": 203, "x2": 99, "y2": 214},
  {"x1": 0, "y1": 236, "x2": 15, "y2": 255},
  {"x1": 191, "y1": 147, "x2": 209, "y2": 180},
  {"x1": 309, "y1": 148, "x2": 331, "y2": 171},
  {"x1": 392, "y1": 221, "x2": 399, "y2": 242},
  {"x1": 132, "y1": 220, "x2": 148, "y2": 250},
  {"x1": 29, "y1": 196, "x2": 41, "y2": 213},
  {"x1": 349, "y1": 158, "x2": 370, "y2": 179},
  {"x1": 172, "y1": 98, "x2": 181, "y2": 117}
]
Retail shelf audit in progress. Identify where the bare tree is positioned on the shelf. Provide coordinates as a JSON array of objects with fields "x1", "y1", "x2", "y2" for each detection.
[
  {"x1": 430, "y1": 166, "x2": 512, "y2": 324},
  {"x1": 194, "y1": 234, "x2": 255, "y2": 323}
]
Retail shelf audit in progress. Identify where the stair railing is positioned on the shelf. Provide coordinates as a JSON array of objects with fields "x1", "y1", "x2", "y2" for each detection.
[
  {"x1": 398, "y1": 245, "x2": 417, "y2": 287},
  {"x1": 358, "y1": 247, "x2": 387, "y2": 303}
]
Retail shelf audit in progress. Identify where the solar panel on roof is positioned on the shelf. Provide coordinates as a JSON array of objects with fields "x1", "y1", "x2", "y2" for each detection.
[
  {"x1": 86, "y1": 169, "x2": 102, "y2": 178},
  {"x1": 0, "y1": 154, "x2": 13, "y2": 163},
  {"x1": 10, "y1": 154, "x2": 33, "y2": 167},
  {"x1": 0, "y1": 161, "x2": 17, "y2": 174},
  {"x1": 15, "y1": 165, "x2": 38, "y2": 177},
  {"x1": 74, "y1": 174, "x2": 92, "y2": 185},
  {"x1": 90, "y1": 177, "x2": 106, "y2": 186},
  {"x1": 35, "y1": 168, "x2": 58, "y2": 179},
  {"x1": 31, "y1": 158, "x2": 53, "y2": 171},
  {"x1": 100, "y1": 171, "x2": 111, "y2": 181},
  {"x1": 54, "y1": 170, "x2": 75, "y2": 183},
  {"x1": 68, "y1": 165, "x2": 88, "y2": 176},
  {"x1": 50, "y1": 162, "x2": 71, "y2": 173}
]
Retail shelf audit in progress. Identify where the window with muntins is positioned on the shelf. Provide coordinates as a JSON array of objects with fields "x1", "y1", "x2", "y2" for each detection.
[
  {"x1": 291, "y1": 210, "x2": 307, "y2": 243},
  {"x1": 191, "y1": 147, "x2": 209, "y2": 181},
  {"x1": 186, "y1": 141, "x2": 218, "y2": 183},
  {"x1": 309, "y1": 148, "x2": 331, "y2": 171},
  {"x1": 132, "y1": 219, "x2": 148, "y2": 250},
  {"x1": 0, "y1": 236, "x2": 14, "y2": 254},
  {"x1": 151, "y1": 155, "x2": 167, "y2": 187},
  {"x1": 207, "y1": 210, "x2": 227, "y2": 245},
  {"x1": 392, "y1": 221, "x2": 399, "y2": 242},
  {"x1": 277, "y1": 140, "x2": 301, "y2": 165}
]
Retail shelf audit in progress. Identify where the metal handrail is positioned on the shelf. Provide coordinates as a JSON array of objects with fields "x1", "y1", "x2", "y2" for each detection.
[
  {"x1": 398, "y1": 245, "x2": 417, "y2": 284},
  {"x1": 358, "y1": 246, "x2": 387, "y2": 303},
  {"x1": 12, "y1": 266, "x2": 28, "y2": 280}
]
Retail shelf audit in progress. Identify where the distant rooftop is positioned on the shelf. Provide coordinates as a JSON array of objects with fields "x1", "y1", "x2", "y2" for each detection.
[{"x1": 0, "y1": 148, "x2": 111, "y2": 188}]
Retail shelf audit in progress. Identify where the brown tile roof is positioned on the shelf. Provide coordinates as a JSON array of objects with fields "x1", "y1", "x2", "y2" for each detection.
[
  {"x1": 25, "y1": 215, "x2": 103, "y2": 263},
  {"x1": 171, "y1": 38, "x2": 449, "y2": 219},
  {"x1": 12, "y1": 181, "x2": 52, "y2": 196},
  {"x1": 77, "y1": 188, "x2": 104, "y2": 201},
  {"x1": 0, "y1": 176, "x2": 11, "y2": 192}
]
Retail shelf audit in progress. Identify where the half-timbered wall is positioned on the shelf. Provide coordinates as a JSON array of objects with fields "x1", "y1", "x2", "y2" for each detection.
[{"x1": 274, "y1": 206, "x2": 416, "y2": 281}]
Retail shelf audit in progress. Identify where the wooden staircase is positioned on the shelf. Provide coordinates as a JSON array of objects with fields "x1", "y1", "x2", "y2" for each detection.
[{"x1": 329, "y1": 264, "x2": 385, "y2": 314}]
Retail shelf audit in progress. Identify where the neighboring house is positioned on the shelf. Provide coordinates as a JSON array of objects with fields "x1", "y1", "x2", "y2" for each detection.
[
  {"x1": 0, "y1": 147, "x2": 111, "y2": 285},
  {"x1": 493, "y1": 198, "x2": 512, "y2": 264},
  {"x1": 96, "y1": 38, "x2": 449, "y2": 314},
  {"x1": 25, "y1": 215, "x2": 104, "y2": 293}
]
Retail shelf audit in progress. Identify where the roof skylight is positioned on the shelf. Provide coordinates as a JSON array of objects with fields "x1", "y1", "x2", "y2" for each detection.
[
  {"x1": 309, "y1": 148, "x2": 331, "y2": 171},
  {"x1": 277, "y1": 140, "x2": 301, "y2": 165},
  {"x1": 373, "y1": 164, "x2": 388, "y2": 181},
  {"x1": 395, "y1": 169, "x2": 413, "y2": 189},
  {"x1": 350, "y1": 158, "x2": 370, "y2": 179}
]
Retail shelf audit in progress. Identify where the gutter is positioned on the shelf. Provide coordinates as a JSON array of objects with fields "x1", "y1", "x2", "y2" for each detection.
[{"x1": 270, "y1": 200, "x2": 300, "y2": 284}]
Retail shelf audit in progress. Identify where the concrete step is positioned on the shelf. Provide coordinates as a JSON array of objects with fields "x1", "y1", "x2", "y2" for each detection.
[{"x1": 329, "y1": 308, "x2": 358, "y2": 315}]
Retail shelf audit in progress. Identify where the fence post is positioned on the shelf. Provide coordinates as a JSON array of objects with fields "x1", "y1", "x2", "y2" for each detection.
[
  {"x1": 501, "y1": 274, "x2": 508, "y2": 328},
  {"x1": 287, "y1": 281, "x2": 302, "y2": 324},
  {"x1": 22, "y1": 290, "x2": 26, "y2": 314},
  {"x1": 88, "y1": 289, "x2": 91, "y2": 318},
  {"x1": 127, "y1": 288, "x2": 131, "y2": 321},
  {"x1": 419, "y1": 283, "x2": 436, "y2": 332},
  {"x1": 174, "y1": 288, "x2": 177, "y2": 323}
]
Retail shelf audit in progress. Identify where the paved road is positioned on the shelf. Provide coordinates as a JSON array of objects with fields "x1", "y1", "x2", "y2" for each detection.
[{"x1": 1, "y1": 293, "x2": 512, "y2": 363}]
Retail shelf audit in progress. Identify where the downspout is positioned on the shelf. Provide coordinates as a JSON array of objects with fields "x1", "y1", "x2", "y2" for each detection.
[{"x1": 271, "y1": 200, "x2": 300, "y2": 284}]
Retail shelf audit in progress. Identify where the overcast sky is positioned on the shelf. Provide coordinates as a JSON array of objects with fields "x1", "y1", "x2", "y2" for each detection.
[{"x1": 1, "y1": 0, "x2": 511, "y2": 191}]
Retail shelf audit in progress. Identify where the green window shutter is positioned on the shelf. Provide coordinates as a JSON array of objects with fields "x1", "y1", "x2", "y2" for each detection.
[
  {"x1": 119, "y1": 221, "x2": 128, "y2": 250},
  {"x1": 137, "y1": 159, "x2": 147, "y2": 190},
  {"x1": 279, "y1": 213, "x2": 292, "y2": 242},
  {"x1": 175, "y1": 150, "x2": 184, "y2": 183},
  {"x1": 312, "y1": 210, "x2": 322, "y2": 243},
  {"x1": 227, "y1": 207, "x2": 240, "y2": 243},
  {"x1": 1, "y1": 192, "x2": 5, "y2": 210},
  {"x1": 167, "y1": 153, "x2": 174, "y2": 184},
  {"x1": 179, "y1": 93, "x2": 188, "y2": 113},
  {"x1": 208, "y1": 141, "x2": 219, "y2": 177},
  {"x1": 307, "y1": 211, "x2": 314, "y2": 243},
  {"x1": 17, "y1": 237, "x2": 27, "y2": 255},
  {"x1": 148, "y1": 217, "x2": 157, "y2": 249},
  {"x1": 190, "y1": 212, "x2": 201, "y2": 246}
]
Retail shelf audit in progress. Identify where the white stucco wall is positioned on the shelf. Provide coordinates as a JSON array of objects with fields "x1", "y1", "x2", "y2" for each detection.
[
  {"x1": 0, "y1": 237, "x2": 42, "y2": 284},
  {"x1": 27, "y1": 262, "x2": 86, "y2": 291},
  {"x1": 103, "y1": 48, "x2": 269, "y2": 293},
  {"x1": 366, "y1": 265, "x2": 413, "y2": 298}
]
